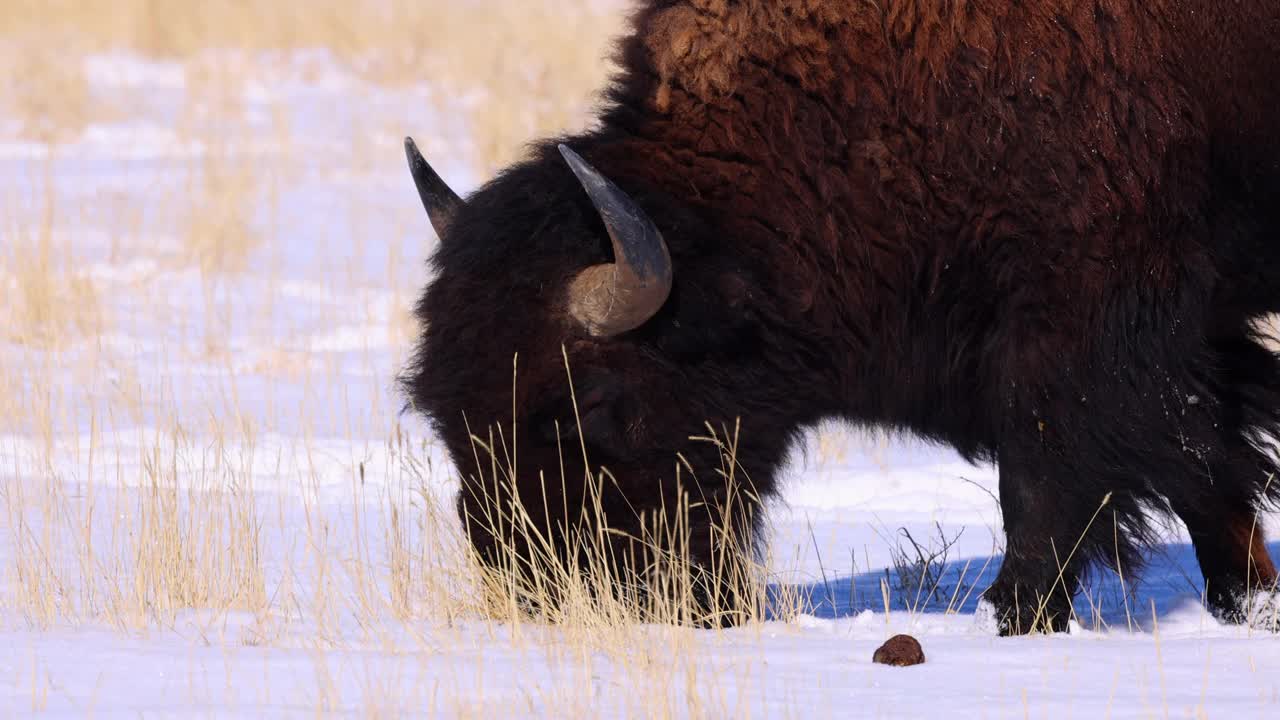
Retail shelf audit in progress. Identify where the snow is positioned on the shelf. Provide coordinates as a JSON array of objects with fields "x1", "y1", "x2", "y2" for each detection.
[{"x1": 3, "y1": 51, "x2": 1279, "y2": 718}]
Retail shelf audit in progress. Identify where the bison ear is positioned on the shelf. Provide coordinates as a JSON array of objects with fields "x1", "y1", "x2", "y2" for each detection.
[{"x1": 404, "y1": 137, "x2": 463, "y2": 240}]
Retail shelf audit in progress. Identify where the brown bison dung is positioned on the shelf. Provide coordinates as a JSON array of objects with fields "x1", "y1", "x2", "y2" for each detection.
[{"x1": 873, "y1": 634, "x2": 926, "y2": 667}]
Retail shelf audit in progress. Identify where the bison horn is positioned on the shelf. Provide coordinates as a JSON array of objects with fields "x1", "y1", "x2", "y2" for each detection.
[
  {"x1": 404, "y1": 136, "x2": 463, "y2": 239},
  {"x1": 558, "y1": 144, "x2": 673, "y2": 337}
]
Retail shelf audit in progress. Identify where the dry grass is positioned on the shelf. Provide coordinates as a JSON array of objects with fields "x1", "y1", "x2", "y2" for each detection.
[
  {"x1": 0, "y1": 6, "x2": 805, "y2": 713},
  {"x1": 0, "y1": 407, "x2": 816, "y2": 717},
  {"x1": 0, "y1": 0, "x2": 627, "y2": 175},
  {"x1": 0, "y1": 44, "x2": 93, "y2": 144},
  {"x1": 180, "y1": 149, "x2": 264, "y2": 275},
  {"x1": 0, "y1": 0, "x2": 628, "y2": 362},
  {"x1": 2, "y1": 426, "x2": 290, "y2": 622},
  {"x1": 2, "y1": 242, "x2": 106, "y2": 350}
]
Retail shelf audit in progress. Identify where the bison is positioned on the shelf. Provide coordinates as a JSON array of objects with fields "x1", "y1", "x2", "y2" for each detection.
[{"x1": 401, "y1": 0, "x2": 1280, "y2": 634}]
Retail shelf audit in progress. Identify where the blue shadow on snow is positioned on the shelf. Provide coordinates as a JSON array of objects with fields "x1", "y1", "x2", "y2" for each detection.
[{"x1": 767, "y1": 540, "x2": 1280, "y2": 628}]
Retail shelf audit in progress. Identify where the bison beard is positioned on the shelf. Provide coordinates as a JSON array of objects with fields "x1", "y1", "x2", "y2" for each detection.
[{"x1": 401, "y1": 0, "x2": 1280, "y2": 634}]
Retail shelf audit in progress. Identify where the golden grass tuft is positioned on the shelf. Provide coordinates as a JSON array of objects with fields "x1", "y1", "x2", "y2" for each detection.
[
  {"x1": 181, "y1": 149, "x2": 264, "y2": 275},
  {"x1": 457, "y1": 417, "x2": 803, "y2": 633},
  {"x1": 3, "y1": 244, "x2": 106, "y2": 349},
  {"x1": 0, "y1": 43, "x2": 93, "y2": 144},
  {"x1": 2, "y1": 420, "x2": 268, "y2": 630},
  {"x1": 0, "y1": 175, "x2": 109, "y2": 349}
]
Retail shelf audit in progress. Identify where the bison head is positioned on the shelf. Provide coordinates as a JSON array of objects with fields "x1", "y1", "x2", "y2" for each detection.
[{"x1": 400, "y1": 137, "x2": 815, "y2": 622}]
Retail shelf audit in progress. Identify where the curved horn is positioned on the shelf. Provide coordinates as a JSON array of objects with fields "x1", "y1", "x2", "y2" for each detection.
[
  {"x1": 558, "y1": 144, "x2": 673, "y2": 337},
  {"x1": 404, "y1": 137, "x2": 463, "y2": 239}
]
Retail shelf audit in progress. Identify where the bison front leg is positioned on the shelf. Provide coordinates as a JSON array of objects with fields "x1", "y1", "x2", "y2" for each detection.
[{"x1": 981, "y1": 437, "x2": 1108, "y2": 635}]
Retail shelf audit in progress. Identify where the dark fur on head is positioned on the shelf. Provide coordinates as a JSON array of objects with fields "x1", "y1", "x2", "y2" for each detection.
[{"x1": 403, "y1": 0, "x2": 1280, "y2": 633}]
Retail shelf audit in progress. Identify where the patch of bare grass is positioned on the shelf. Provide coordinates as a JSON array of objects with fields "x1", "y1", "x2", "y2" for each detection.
[
  {"x1": 181, "y1": 148, "x2": 263, "y2": 276},
  {"x1": 0, "y1": 43, "x2": 93, "y2": 144},
  {"x1": 1, "y1": 421, "x2": 268, "y2": 630},
  {"x1": 0, "y1": 174, "x2": 108, "y2": 349}
]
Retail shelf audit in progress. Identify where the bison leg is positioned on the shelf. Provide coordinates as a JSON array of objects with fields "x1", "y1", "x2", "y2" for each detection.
[
  {"x1": 1172, "y1": 496, "x2": 1277, "y2": 624},
  {"x1": 981, "y1": 442, "x2": 1097, "y2": 635},
  {"x1": 1172, "y1": 331, "x2": 1280, "y2": 624}
]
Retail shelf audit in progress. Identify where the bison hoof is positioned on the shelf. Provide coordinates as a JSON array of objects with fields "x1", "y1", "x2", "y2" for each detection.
[
  {"x1": 1211, "y1": 590, "x2": 1280, "y2": 631},
  {"x1": 688, "y1": 581, "x2": 753, "y2": 629},
  {"x1": 975, "y1": 594, "x2": 1071, "y2": 636}
]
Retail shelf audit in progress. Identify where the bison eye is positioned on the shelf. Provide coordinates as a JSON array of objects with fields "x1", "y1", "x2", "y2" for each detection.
[
  {"x1": 531, "y1": 378, "x2": 624, "y2": 451},
  {"x1": 535, "y1": 413, "x2": 578, "y2": 444}
]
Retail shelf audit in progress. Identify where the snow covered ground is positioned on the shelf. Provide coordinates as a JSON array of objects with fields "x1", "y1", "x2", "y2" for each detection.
[{"x1": 2, "y1": 51, "x2": 1279, "y2": 718}]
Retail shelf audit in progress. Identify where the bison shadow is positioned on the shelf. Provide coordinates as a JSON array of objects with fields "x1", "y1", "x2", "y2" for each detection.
[{"x1": 768, "y1": 540, "x2": 1280, "y2": 629}]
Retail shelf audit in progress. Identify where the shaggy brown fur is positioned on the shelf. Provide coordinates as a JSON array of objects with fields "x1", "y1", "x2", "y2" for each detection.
[{"x1": 404, "y1": 0, "x2": 1280, "y2": 633}]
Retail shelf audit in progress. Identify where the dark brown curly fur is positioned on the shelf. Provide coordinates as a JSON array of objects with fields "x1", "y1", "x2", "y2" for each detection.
[{"x1": 404, "y1": 0, "x2": 1280, "y2": 633}]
